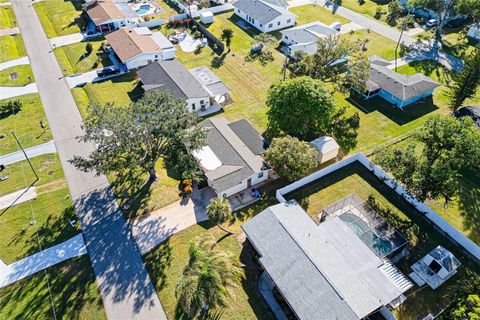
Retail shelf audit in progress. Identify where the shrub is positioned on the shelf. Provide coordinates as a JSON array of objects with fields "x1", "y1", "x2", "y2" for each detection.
[
  {"x1": 374, "y1": 6, "x2": 383, "y2": 19},
  {"x1": 0, "y1": 100, "x2": 21, "y2": 115},
  {"x1": 194, "y1": 44, "x2": 202, "y2": 54},
  {"x1": 85, "y1": 42, "x2": 93, "y2": 54}
]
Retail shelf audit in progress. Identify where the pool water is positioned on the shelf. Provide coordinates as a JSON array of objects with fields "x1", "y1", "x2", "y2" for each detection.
[{"x1": 136, "y1": 4, "x2": 151, "y2": 14}]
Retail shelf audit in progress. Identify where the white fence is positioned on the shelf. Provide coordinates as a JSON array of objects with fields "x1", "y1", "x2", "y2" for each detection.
[
  {"x1": 276, "y1": 152, "x2": 480, "y2": 262},
  {"x1": 139, "y1": 18, "x2": 164, "y2": 28}
]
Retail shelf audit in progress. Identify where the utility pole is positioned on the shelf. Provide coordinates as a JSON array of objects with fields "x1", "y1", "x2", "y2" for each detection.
[{"x1": 11, "y1": 130, "x2": 39, "y2": 182}]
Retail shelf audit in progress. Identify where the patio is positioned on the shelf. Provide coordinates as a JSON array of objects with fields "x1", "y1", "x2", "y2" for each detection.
[{"x1": 228, "y1": 172, "x2": 279, "y2": 211}]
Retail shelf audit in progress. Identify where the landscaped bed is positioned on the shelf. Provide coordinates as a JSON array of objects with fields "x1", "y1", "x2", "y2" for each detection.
[
  {"x1": 0, "y1": 256, "x2": 106, "y2": 319},
  {"x1": 0, "y1": 34, "x2": 26, "y2": 63},
  {"x1": 33, "y1": 0, "x2": 85, "y2": 38},
  {"x1": 0, "y1": 64, "x2": 34, "y2": 87},
  {"x1": 0, "y1": 94, "x2": 51, "y2": 155},
  {"x1": 285, "y1": 161, "x2": 480, "y2": 319},
  {"x1": 54, "y1": 39, "x2": 111, "y2": 76},
  {"x1": 0, "y1": 5, "x2": 16, "y2": 29}
]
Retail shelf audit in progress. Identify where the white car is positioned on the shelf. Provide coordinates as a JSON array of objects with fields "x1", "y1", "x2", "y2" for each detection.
[{"x1": 426, "y1": 19, "x2": 438, "y2": 28}]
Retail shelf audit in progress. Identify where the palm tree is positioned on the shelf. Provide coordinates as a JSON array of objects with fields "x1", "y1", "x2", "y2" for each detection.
[
  {"x1": 175, "y1": 236, "x2": 242, "y2": 317},
  {"x1": 206, "y1": 198, "x2": 233, "y2": 234},
  {"x1": 220, "y1": 28, "x2": 234, "y2": 52}
]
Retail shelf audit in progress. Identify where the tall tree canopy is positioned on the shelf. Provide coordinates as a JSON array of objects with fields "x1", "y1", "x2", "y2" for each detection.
[
  {"x1": 70, "y1": 91, "x2": 206, "y2": 182},
  {"x1": 175, "y1": 236, "x2": 242, "y2": 317},
  {"x1": 376, "y1": 115, "x2": 480, "y2": 203},
  {"x1": 346, "y1": 52, "x2": 371, "y2": 93},
  {"x1": 450, "y1": 48, "x2": 480, "y2": 111},
  {"x1": 266, "y1": 77, "x2": 359, "y2": 150},
  {"x1": 439, "y1": 271, "x2": 480, "y2": 320},
  {"x1": 264, "y1": 135, "x2": 318, "y2": 181}
]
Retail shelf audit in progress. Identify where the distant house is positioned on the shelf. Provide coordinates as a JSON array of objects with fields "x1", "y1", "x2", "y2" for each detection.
[
  {"x1": 280, "y1": 21, "x2": 338, "y2": 58},
  {"x1": 192, "y1": 117, "x2": 270, "y2": 198},
  {"x1": 242, "y1": 200, "x2": 413, "y2": 320},
  {"x1": 104, "y1": 27, "x2": 175, "y2": 70},
  {"x1": 232, "y1": 0, "x2": 296, "y2": 33},
  {"x1": 455, "y1": 105, "x2": 480, "y2": 129},
  {"x1": 310, "y1": 136, "x2": 339, "y2": 164},
  {"x1": 137, "y1": 61, "x2": 212, "y2": 112},
  {"x1": 354, "y1": 56, "x2": 440, "y2": 108},
  {"x1": 84, "y1": 0, "x2": 140, "y2": 33},
  {"x1": 467, "y1": 23, "x2": 480, "y2": 40}
]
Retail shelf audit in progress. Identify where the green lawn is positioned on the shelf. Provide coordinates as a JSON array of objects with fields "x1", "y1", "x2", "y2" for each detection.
[
  {"x1": 286, "y1": 161, "x2": 480, "y2": 319},
  {"x1": 342, "y1": 29, "x2": 399, "y2": 60},
  {"x1": 153, "y1": 0, "x2": 181, "y2": 20},
  {"x1": 0, "y1": 34, "x2": 26, "y2": 63},
  {"x1": 33, "y1": 0, "x2": 85, "y2": 38},
  {"x1": 417, "y1": 26, "x2": 480, "y2": 59},
  {"x1": 0, "y1": 94, "x2": 52, "y2": 155},
  {"x1": 0, "y1": 64, "x2": 34, "y2": 87},
  {"x1": 0, "y1": 154, "x2": 80, "y2": 264},
  {"x1": 290, "y1": 4, "x2": 350, "y2": 25},
  {"x1": 340, "y1": 0, "x2": 389, "y2": 25},
  {"x1": 0, "y1": 256, "x2": 106, "y2": 319},
  {"x1": 55, "y1": 39, "x2": 111, "y2": 76},
  {"x1": 0, "y1": 5, "x2": 16, "y2": 29}
]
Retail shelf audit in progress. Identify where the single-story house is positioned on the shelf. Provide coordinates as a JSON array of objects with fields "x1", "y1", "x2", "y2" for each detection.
[
  {"x1": 354, "y1": 56, "x2": 440, "y2": 108},
  {"x1": 105, "y1": 27, "x2": 175, "y2": 70},
  {"x1": 192, "y1": 117, "x2": 270, "y2": 198},
  {"x1": 467, "y1": 23, "x2": 480, "y2": 40},
  {"x1": 280, "y1": 21, "x2": 338, "y2": 58},
  {"x1": 409, "y1": 246, "x2": 461, "y2": 289},
  {"x1": 137, "y1": 60, "x2": 211, "y2": 112},
  {"x1": 84, "y1": 0, "x2": 140, "y2": 33},
  {"x1": 455, "y1": 105, "x2": 480, "y2": 129},
  {"x1": 310, "y1": 136, "x2": 339, "y2": 163},
  {"x1": 189, "y1": 66, "x2": 230, "y2": 104},
  {"x1": 242, "y1": 201, "x2": 413, "y2": 319},
  {"x1": 232, "y1": 0, "x2": 296, "y2": 33}
]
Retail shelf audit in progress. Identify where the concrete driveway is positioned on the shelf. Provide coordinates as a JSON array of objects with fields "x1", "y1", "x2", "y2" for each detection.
[
  {"x1": 132, "y1": 188, "x2": 216, "y2": 255},
  {"x1": 0, "y1": 83, "x2": 38, "y2": 99}
]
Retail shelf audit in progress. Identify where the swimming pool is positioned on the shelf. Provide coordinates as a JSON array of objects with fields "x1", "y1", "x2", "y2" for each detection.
[{"x1": 136, "y1": 4, "x2": 152, "y2": 15}]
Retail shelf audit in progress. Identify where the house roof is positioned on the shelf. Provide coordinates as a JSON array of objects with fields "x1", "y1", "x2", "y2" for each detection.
[
  {"x1": 105, "y1": 28, "x2": 161, "y2": 62},
  {"x1": 137, "y1": 61, "x2": 208, "y2": 99},
  {"x1": 189, "y1": 66, "x2": 230, "y2": 97},
  {"x1": 233, "y1": 0, "x2": 294, "y2": 25},
  {"x1": 310, "y1": 136, "x2": 339, "y2": 154},
  {"x1": 281, "y1": 21, "x2": 337, "y2": 44},
  {"x1": 367, "y1": 58, "x2": 440, "y2": 101},
  {"x1": 193, "y1": 118, "x2": 266, "y2": 193},
  {"x1": 84, "y1": 0, "x2": 126, "y2": 25},
  {"x1": 242, "y1": 202, "x2": 406, "y2": 320},
  {"x1": 455, "y1": 105, "x2": 480, "y2": 129}
]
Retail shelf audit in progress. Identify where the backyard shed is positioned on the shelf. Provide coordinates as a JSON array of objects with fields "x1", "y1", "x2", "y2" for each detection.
[
  {"x1": 199, "y1": 11, "x2": 214, "y2": 24},
  {"x1": 310, "y1": 136, "x2": 339, "y2": 164}
]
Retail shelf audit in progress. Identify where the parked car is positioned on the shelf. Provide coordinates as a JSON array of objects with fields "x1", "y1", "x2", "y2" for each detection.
[
  {"x1": 426, "y1": 19, "x2": 438, "y2": 28},
  {"x1": 96, "y1": 66, "x2": 120, "y2": 77},
  {"x1": 445, "y1": 16, "x2": 467, "y2": 28},
  {"x1": 251, "y1": 42, "x2": 264, "y2": 54}
]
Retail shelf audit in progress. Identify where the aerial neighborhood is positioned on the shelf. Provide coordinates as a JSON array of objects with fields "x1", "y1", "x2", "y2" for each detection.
[{"x1": 1, "y1": 0, "x2": 480, "y2": 318}]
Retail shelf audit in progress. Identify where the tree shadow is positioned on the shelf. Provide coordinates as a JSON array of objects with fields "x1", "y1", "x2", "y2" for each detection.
[
  {"x1": 143, "y1": 239, "x2": 173, "y2": 291},
  {"x1": 211, "y1": 52, "x2": 228, "y2": 69},
  {"x1": 346, "y1": 90, "x2": 438, "y2": 126},
  {"x1": 457, "y1": 169, "x2": 480, "y2": 245}
]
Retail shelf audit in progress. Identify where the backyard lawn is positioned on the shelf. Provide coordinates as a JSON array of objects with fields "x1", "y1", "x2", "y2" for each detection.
[
  {"x1": 285, "y1": 161, "x2": 480, "y2": 319},
  {"x1": 153, "y1": 0, "x2": 181, "y2": 20},
  {"x1": 290, "y1": 4, "x2": 350, "y2": 25},
  {"x1": 0, "y1": 5, "x2": 16, "y2": 29},
  {"x1": 0, "y1": 64, "x2": 34, "y2": 87},
  {"x1": 0, "y1": 34, "x2": 26, "y2": 63},
  {"x1": 55, "y1": 39, "x2": 111, "y2": 76},
  {"x1": 0, "y1": 94, "x2": 51, "y2": 155},
  {"x1": 33, "y1": 0, "x2": 85, "y2": 38},
  {"x1": 0, "y1": 256, "x2": 106, "y2": 319},
  {"x1": 0, "y1": 154, "x2": 80, "y2": 264}
]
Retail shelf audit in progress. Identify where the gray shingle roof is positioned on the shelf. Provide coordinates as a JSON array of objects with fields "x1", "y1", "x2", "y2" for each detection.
[
  {"x1": 281, "y1": 21, "x2": 337, "y2": 44},
  {"x1": 136, "y1": 61, "x2": 208, "y2": 99},
  {"x1": 367, "y1": 59, "x2": 440, "y2": 101},
  {"x1": 242, "y1": 202, "x2": 405, "y2": 319},
  {"x1": 199, "y1": 118, "x2": 266, "y2": 192},
  {"x1": 233, "y1": 0, "x2": 293, "y2": 25}
]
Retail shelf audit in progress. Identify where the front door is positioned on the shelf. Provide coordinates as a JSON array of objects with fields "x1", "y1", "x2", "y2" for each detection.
[{"x1": 247, "y1": 178, "x2": 252, "y2": 188}]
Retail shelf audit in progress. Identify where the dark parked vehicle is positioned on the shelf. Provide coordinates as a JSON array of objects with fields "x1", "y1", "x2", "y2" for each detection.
[
  {"x1": 445, "y1": 16, "x2": 467, "y2": 28},
  {"x1": 96, "y1": 66, "x2": 120, "y2": 77}
]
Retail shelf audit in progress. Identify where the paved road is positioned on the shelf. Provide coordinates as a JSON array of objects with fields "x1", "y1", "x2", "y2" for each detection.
[
  {"x1": 11, "y1": 1, "x2": 166, "y2": 319},
  {"x1": 0, "y1": 140, "x2": 56, "y2": 165}
]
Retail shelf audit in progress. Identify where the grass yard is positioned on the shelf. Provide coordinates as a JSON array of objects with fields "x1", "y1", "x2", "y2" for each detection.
[
  {"x1": 417, "y1": 26, "x2": 480, "y2": 59},
  {"x1": 0, "y1": 154, "x2": 80, "y2": 264},
  {"x1": 0, "y1": 94, "x2": 52, "y2": 155},
  {"x1": 0, "y1": 34, "x2": 26, "y2": 63},
  {"x1": 342, "y1": 29, "x2": 399, "y2": 60},
  {"x1": 285, "y1": 161, "x2": 480, "y2": 319},
  {"x1": 0, "y1": 256, "x2": 106, "y2": 319},
  {"x1": 290, "y1": 4, "x2": 350, "y2": 25},
  {"x1": 340, "y1": 0, "x2": 389, "y2": 25},
  {"x1": 33, "y1": 0, "x2": 85, "y2": 38},
  {"x1": 0, "y1": 5, "x2": 16, "y2": 29},
  {"x1": 55, "y1": 39, "x2": 111, "y2": 76},
  {"x1": 0, "y1": 64, "x2": 34, "y2": 87},
  {"x1": 153, "y1": 0, "x2": 181, "y2": 20}
]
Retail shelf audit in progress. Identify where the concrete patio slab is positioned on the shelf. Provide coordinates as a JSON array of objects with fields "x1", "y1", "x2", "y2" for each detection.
[
  {"x1": 0, "y1": 56, "x2": 30, "y2": 71},
  {"x1": 0, "y1": 187, "x2": 37, "y2": 209},
  {"x1": 0, "y1": 140, "x2": 57, "y2": 166},
  {"x1": 179, "y1": 34, "x2": 201, "y2": 52},
  {"x1": 0, "y1": 83, "x2": 38, "y2": 99}
]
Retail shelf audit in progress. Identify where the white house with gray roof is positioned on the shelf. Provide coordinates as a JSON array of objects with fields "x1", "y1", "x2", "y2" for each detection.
[
  {"x1": 192, "y1": 117, "x2": 269, "y2": 198},
  {"x1": 280, "y1": 21, "x2": 338, "y2": 57},
  {"x1": 232, "y1": 0, "x2": 296, "y2": 32},
  {"x1": 243, "y1": 201, "x2": 413, "y2": 319}
]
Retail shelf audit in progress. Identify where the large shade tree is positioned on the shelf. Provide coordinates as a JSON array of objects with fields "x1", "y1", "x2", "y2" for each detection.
[
  {"x1": 70, "y1": 91, "x2": 206, "y2": 182},
  {"x1": 175, "y1": 236, "x2": 243, "y2": 318},
  {"x1": 376, "y1": 115, "x2": 480, "y2": 204},
  {"x1": 449, "y1": 48, "x2": 480, "y2": 111}
]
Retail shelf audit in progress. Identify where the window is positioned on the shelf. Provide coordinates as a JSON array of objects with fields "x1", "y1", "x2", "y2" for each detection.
[
  {"x1": 285, "y1": 36, "x2": 288, "y2": 40},
  {"x1": 252, "y1": 18, "x2": 255, "y2": 24},
  {"x1": 200, "y1": 100, "x2": 204, "y2": 104},
  {"x1": 192, "y1": 103, "x2": 196, "y2": 110},
  {"x1": 260, "y1": 24, "x2": 263, "y2": 27},
  {"x1": 269, "y1": 23, "x2": 273, "y2": 28},
  {"x1": 287, "y1": 19, "x2": 291, "y2": 23},
  {"x1": 277, "y1": 21, "x2": 280, "y2": 26},
  {"x1": 258, "y1": 172, "x2": 264, "y2": 178}
]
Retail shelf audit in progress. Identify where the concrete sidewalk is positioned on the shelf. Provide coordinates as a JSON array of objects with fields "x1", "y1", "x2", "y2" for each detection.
[
  {"x1": 0, "y1": 187, "x2": 37, "y2": 210},
  {"x1": 49, "y1": 32, "x2": 84, "y2": 48},
  {"x1": 0, "y1": 27, "x2": 20, "y2": 36},
  {"x1": 0, "y1": 56, "x2": 30, "y2": 71},
  {"x1": 0, "y1": 234, "x2": 86, "y2": 288},
  {"x1": 0, "y1": 83, "x2": 38, "y2": 99},
  {"x1": 0, "y1": 140, "x2": 57, "y2": 166}
]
